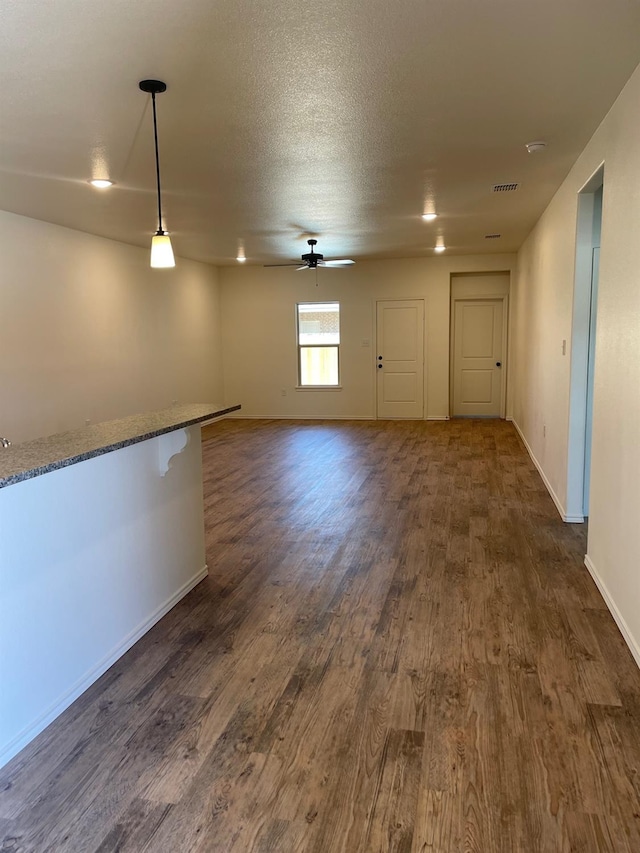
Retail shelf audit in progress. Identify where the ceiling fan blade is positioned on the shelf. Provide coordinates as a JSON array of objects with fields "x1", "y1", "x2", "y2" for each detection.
[
  {"x1": 263, "y1": 262, "x2": 299, "y2": 267},
  {"x1": 323, "y1": 259, "x2": 355, "y2": 267},
  {"x1": 296, "y1": 265, "x2": 310, "y2": 271}
]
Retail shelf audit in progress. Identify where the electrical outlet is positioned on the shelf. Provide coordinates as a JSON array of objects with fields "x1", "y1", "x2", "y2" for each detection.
[
  {"x1": 85, "y1": 419, "x2": 91, "y2": 426},
  {"x1": 562, "y1": 339, "x2": 567, "y2": 356},
  {"x1": 281, "y1": 388, "x2": 287, "y2": 397}
]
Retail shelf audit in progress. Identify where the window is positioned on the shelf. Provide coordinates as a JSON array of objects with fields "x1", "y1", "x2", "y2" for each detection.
[{"x1": 297, "y1": 302, "x2": 340, "y2": 386}]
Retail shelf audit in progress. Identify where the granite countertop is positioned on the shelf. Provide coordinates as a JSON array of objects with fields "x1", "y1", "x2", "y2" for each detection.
[{"x1": 0, "y1": 403, "x2": 240, "y2": 489}]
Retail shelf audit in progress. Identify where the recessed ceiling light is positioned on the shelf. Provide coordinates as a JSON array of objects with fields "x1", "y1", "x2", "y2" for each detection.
[
  {"x1": 525, "y1": 141, "x2": 547, "y2": 154},
  {"x1": 88, "y1": 179, "x2": 114, "y2": 189},
  {"x1": 236, "y1": 255, "x2": 246, "y2": 263},
  {"x1": 422, "y1": 213, "x2": 438, "y2": 221},
  {"x1": 434, "y1": 245, "x2": 446, "y2": 253}
]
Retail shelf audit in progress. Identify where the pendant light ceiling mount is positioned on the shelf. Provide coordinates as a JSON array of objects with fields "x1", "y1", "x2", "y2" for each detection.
[
  {"x1": 139, "y1": 79, "x2": 167, "y2": 96},
  {"x1": 139, "y1": 78, "x2": 175, "y2": 268}
]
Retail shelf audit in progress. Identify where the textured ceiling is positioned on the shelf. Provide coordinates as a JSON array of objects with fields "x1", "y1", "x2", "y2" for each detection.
[{"x1": 1, "y1": 0, "x2": 640, "y2": 265}]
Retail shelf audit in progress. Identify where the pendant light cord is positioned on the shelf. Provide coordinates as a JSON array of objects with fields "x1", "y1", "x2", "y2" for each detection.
[{"x1": 151, "y1": 92, "x2": 164, "y2": 233}]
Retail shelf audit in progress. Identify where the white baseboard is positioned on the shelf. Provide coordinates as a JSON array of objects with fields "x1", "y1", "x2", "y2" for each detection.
[
  {"x1": 218, "y1": 413, "x2": 451, "y2": 422},
  {"x1": 510, "y1": 419, "x2": 583, "y2": 523},
  {"x1": 224, "y1": 414, "x2": 373, "y2": 420},
  {"x1": 584, "y1": 554, "x2": 640, "y2": 670},
  {"x1": 0, "y1": 565, "x2": 208, "y2": 770}
]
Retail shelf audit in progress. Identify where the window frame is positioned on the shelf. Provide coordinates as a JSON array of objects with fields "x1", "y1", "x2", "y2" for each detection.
[{"x1": 296, "y1": 301, "x2": 341, "y2": 389}]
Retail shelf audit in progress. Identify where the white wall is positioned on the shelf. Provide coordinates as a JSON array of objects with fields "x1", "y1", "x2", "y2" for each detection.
[
  {"x1": 220, "y1": 254, "x2": 516, "y2": 420},
  {"x1": 0, "y1": 211, "x2": 224, "y2": 443},
  {"x1": 450, "y1": 272, "x2": 510, "y2": 301},
  {"x1": 512, "y1": 63, "x2": 640, "y2": 665}
]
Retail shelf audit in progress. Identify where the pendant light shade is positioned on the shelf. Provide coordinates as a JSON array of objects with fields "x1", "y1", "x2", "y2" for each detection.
[
  {"x1": 139, "y1": 79, "x2": 175, "y2": 269},
  {"x1": 151, "y1": 231, "x2": 175, "y2": 268}
]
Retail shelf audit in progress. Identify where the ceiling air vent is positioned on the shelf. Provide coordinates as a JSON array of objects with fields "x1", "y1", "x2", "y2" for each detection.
[
  {"x1": 492, "y1": 182, "x2": 520, "y2": 193},
  {"x1": 485, "y1": 234, "x2": 501, "y2": 239}
]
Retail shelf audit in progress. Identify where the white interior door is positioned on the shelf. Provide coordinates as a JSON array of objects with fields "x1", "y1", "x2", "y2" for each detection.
[
  {"x1": 376, "y1": 300, "x2": 424, "y2": 419},
  {"x1": 452, "y1": 299, "x2": 504, "y2": 417}
]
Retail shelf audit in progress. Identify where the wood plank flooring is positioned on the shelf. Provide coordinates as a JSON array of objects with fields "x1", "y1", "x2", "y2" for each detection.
[{"x1": 2, "y1": 418, "x2": 640, "y2": 852}]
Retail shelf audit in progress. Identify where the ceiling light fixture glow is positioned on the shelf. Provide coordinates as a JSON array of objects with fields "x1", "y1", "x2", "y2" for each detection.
[
  {"x1": 150, "y1": 233, "x2": 175, "y2": 268},
  {"x1": 139, "y1": 79, "x2": 175, "y2": 269},
  {"x1": 422, "y1": 213, "x2": 438, "y2": 221},
  {"x1": 434, "y1": 245, "x2": 446, "y2": 253},
  {"x1": 89, "y1": 179, "x2": 114, "y2": 189},
  {"x1": 525, "y1": 141, "x2": 547, "y2": 154},
  {"x1": 236, "y1": 255, "x2": 246, "y2": 262}
]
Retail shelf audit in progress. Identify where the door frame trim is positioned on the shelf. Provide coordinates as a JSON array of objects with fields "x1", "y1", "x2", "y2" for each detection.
[
  {"x1": 566, "y1": 163, "x2": 604, "y2": 522},
  {"x1": 449, "y1": 295, "x2": 509, "y2": 419}
]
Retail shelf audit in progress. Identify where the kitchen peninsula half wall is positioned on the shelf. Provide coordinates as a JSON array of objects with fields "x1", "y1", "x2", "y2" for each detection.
[{"x1": 0, "y1": 403, "x2": 239, "y2": 768}]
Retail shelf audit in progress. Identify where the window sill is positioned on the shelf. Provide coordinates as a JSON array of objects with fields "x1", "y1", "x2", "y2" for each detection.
[{"x1": 295, "y1": 385, "x2": 343, "y2": 391}]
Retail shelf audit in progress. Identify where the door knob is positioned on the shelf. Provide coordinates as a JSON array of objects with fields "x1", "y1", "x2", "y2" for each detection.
[
  {"x1": 496, "y1": 361, "x2": 502, "y2": 367},
  {"x1": 377, "y1": 364, "x2": 383, "y2": 369},
  {"x1": 377, "y1": 355, "x2": 383, "y2": 360}
]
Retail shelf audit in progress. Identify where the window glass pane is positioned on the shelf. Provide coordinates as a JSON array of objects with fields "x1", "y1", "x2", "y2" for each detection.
[
  {"x1": 300, "y1": 346, "x2": 339, "y2": 385},
  {"x1": 297, "y1": 302, "x2": 339, "y2": 345}
]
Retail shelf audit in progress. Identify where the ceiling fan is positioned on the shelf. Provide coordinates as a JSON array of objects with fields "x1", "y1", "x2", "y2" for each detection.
[{"x1": 265, "y1": 239, "x2": 355, "y2": 270}]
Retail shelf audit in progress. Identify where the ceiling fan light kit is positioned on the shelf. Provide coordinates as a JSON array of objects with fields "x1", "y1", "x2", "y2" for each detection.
[{"x1": 139, "y1": 79, "x2": 175, "y2": 269}]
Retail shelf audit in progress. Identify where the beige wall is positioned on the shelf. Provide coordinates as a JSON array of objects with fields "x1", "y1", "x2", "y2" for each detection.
[
  {"x1": 220, "y1": 254, "x2": 516, "y2": 420},
  {"x1": 1, "y1": 211, "x2": 224, "y2": 442},
  {"x1": 512, "y1": 63, "x2": 640, "y2": 664}
]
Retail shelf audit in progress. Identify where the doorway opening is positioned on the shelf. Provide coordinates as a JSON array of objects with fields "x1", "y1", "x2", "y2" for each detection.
[
  {"x1": 566, "y1": 165, "x2": 603, "y2": 522},
  {"x1": 449, "y1": 273, "x2": 510, "y2": 418}
]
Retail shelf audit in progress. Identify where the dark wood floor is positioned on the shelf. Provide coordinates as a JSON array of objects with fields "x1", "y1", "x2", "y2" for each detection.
[{"x1": 2, "y1": 419, "x2": 640, "y2": 852}]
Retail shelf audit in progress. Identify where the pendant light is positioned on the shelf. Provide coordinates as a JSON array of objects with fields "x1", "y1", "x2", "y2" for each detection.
[{"x1": 139, "y1": 79, "x2": 175, "y2": 268}]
